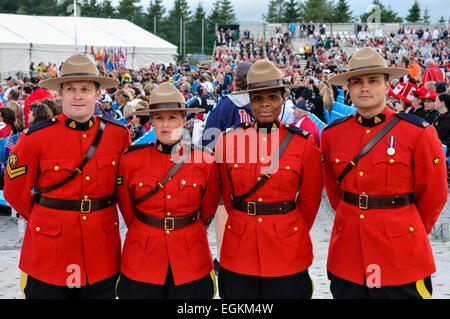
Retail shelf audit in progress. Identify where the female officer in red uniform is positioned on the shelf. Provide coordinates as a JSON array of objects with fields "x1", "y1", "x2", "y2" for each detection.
[
  {"x1": 116, "y1": 82, "x2": 221, "y2": 299},
  {"x1": 215, "y1": 60, "x2": 323, "y2": 299}
]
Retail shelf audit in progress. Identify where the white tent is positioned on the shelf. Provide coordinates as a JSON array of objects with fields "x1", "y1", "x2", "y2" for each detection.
[{"x1": 0, "y1": 13, "x2": 178, "y2": 79}]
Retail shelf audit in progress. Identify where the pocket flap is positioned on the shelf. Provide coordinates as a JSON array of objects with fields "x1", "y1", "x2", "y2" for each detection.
[
  {"x1": 40, "y1": 159, "x2": 75, "y2": 172},
  {"x1": 29, "y1": 216, "x2": 62, "y2": 237},
  {"x1": 384, "y1": 219, "x2": 413, "y2": 237},
  {"x1": 97, "y1": 155, "x2": 118, "y2": 168},
  {"x1": 102, "y1": 213, "x2": 119, "y2": 233},
  {"x1": 185, "y1": 227, "x2": 207, "y2": 249},
  {"x1": 274, "y1": 218, "x2": 304, "y2": 238},
  {"x1": 226, "y1": 217, "x2": 247, "y2": 236}
]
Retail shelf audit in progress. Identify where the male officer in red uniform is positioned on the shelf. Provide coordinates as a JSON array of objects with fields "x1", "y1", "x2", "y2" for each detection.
[
  {"x1": 4, "y1": 54, "x2": 131, "y2": 299},
  {"x1": 322, "y1": 48, "x2": 448, "y2": 298},
  {"x1": 215, "y1": 60, "x2": 323, "y2": 299}
]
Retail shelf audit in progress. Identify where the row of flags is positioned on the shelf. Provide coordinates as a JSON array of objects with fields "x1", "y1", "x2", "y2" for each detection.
[{"x1": 90, "y1": 46, "x2": 127, "y2": 71}]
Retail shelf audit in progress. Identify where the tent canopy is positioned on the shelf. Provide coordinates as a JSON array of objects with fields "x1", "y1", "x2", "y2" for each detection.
[{"x1": 0, "y1": 13, "x2": 178, "y2": 79}]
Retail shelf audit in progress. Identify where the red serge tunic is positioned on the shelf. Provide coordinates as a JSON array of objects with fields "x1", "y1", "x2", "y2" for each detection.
[
  {"x1": 321, "y1": 107, "x2": 448, "y2": 286},
  {"x1": 117, "y1": 141, "x2": 220, "y2": 285},
  {"x1": 4, "y1": 114, "x2": 131, "y2": 286},
  {"x1": 215, "y1": 121, "x2": 323, "y2": 277}
]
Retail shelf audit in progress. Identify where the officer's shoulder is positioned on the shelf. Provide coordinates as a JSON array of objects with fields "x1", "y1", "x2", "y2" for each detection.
[
  {"x1": 190, "y1": 143, "x2": 214, "y2": 155},
  {"x1": 283, "y1": 123, "x2": 310, "y2": 139},
  {"x1": 224, "y1": 122, "x2": 251, "y2": 135},
  {"x1": 323, "y1": 114, "x2": 353, "y2": 131},
  {"x1": 23, "y1": 118, "x2": 57, "y2": 135},
  {"x1": 395, "y1": 112, "x2": 430, "y2": 129},
  {"x1": 124, "y1": 142, "x2": 154, "y2": 155},
  {"x1": 97, "y1": 115, "x2": 127, "y2": 129}
]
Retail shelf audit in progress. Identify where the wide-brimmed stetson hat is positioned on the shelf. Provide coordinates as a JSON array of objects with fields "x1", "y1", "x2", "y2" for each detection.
[
  {"x1": 40, "y1": 54, "x2": 119, "y2": 90},
  {"x1": 232, "y1": 59, "x2": 298, "y2": 95},
  {"x1": 328, "y1": 47, "x2": 409, "y2": 86},
  {"x1": 131, "y1": 82, "x2": 204, "y2": 116}
]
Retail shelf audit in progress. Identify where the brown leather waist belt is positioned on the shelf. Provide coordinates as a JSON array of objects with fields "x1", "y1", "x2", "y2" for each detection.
[
  {"x1": 136, "y1": 209, "x2": 199, "y2": 231},
  {"x1": 342, "y1": 191, "x2": 414, "y2": 210},
  {"x1": 34, "y1": 194, "x2": 116, "y2": 213},
  {"x1": 233, "y1": 199, "x2": 296, "y2": 216}
]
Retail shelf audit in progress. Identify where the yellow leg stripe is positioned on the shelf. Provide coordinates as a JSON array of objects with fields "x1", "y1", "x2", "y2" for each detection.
[
  {"x1": 20, "y1": 271, "x2": 28, "y2": 299},
  {"x1": 115, "y1": 274, "x2": 121, "y2": 298},
  {"x1": 416, "y1": 279, "x2": 431, "y2": 299},
  {"x1": 209, "y1": 270, "x2": 217, "y2": 299}
]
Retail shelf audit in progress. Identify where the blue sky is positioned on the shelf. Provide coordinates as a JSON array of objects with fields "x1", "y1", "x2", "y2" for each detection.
[{"x1": 130, "y1": 0, "x2": 449, "y2": 23}]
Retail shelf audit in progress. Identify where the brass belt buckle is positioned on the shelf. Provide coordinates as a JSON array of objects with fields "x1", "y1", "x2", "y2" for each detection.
[
  {"x1": 358, "y1": 193, "x2": 368, "y2": 210},
  {"x1": 247, "y1": 201, "x2": 257, "y2": 216},
  {"x1": 164, "y1": 217, "x2": 175, "y2": 231},
  {"x1": 81, "y1": 197, "x2": 92, "y2": 213}
]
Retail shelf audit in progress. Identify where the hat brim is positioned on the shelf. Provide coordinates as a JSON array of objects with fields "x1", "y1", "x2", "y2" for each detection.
[
  {"x1": 131, "y1": 108, "x2": 205, "y2": 116},
  {"x1": 328, "y1": 67, "x2": 409, "y2": 86},
  {"x1": 231, "y1": 84, "x2": 299, "y2": 95},
  {"x1": 40, "y1": 76, "x2": 119, "y2": 90}
]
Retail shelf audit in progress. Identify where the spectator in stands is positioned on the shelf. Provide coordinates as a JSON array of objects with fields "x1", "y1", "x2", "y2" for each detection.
[
  {"x1": 422, "y1": 58, "x2": 446, "y2": 85},
  {"x1": 292, "y1": 100, "x2": 320, "y2": 145},
  {"x1": 41, "y1": 97, "x2": 62, "y2": 117},
  {"x1": 28, "y1": 102, "x2": 53, "y2": 124},
  {"x1": 0, "y1": 107, "x2": 19, "y2": 138},
  {"x1": 433, "y1": 93, "x2": 450, "y2": 152},
  {"x1": 423, "y1": 91, "x2": 439, "y2": 124},
  {"x1": 409, "y1": 87, "x2": 428, "y2": 119},
  {"x1": 317, "y1": 82, "x2": 334, "y2": 113},
  {"x1": 129, "y1": 101, "x2": 150, "y2": 142},
  {"x1": 3, "y1": 101, "x2": 25, "y2": 132}
]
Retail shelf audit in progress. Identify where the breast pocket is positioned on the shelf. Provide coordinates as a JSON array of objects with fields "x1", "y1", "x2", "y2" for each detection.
[
  {"x1": 130, "y1": 175, "x2": 158, "y2": 209},
  {"x1": 372, "y1": 151, "x2": 412, "y2": 191},
  {"x1": 329, "y1": 153, "x2": 351, "y2": 183},
  {"x1": 228, "y1": 163, "x2": 254, "y2": 195},
  {"x1": 178, "y1": 175, "x2": 205, "y2": 203},
  {"x1": 39, "y1": 159, "x2": 75, "y2": 196},
  {"x1": 96, "y1": 155, "x2": 119, "y2": 186},
  {"x1": 275, "y1": 158, "x2": 301, "y2": 195}
]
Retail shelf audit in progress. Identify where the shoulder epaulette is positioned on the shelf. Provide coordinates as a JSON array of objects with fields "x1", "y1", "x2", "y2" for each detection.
[
  {"x1": 224, "y1": 122, "x2": 251, "y2": 135},
  {"x1": 23, "y1": 118, "x2": 57, "y2": 135},
  {"x1": 323, "y1": 114, "x2": 353, "y2": 131},
  {"x1": 124, "y1": 142, "x2": 153, "y2": 155},
  {"x1": 283, "y1": 123, "x2": 310, "y2": 139},
  {"x1": 395, "y1": 112, "x2": 429, "y2": 129},
  {"x1": 97, "y1": 115, "x2": 127, "y2": 129},
  {"x1": 190, "y1": 143, "x2": 214, "y2": 155}
]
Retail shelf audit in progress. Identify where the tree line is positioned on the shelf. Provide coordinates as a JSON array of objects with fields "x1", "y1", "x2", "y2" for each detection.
[{"x1": 0, "y1": 0, "x2": 445, "y2": 56}]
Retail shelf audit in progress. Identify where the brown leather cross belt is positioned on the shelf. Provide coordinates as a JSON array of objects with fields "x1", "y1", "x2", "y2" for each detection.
[
  {"x1": 342, "y1": 191, "x2": 414, "y2": 210},
  {"x1": 34, "y1": 194, "x2": 116, "y2": 213},
  {"x1": 136, "y1": 209, "x2": 199, "y2": 231},
  {"x1": 233, "y1": 199, "x2": 296, "y2": 216}
]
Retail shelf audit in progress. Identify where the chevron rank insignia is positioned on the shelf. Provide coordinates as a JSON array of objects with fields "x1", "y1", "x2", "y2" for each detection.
[
  {"x1": 7, "y1": 163, "x2": 27, "y2": 180},
  {"x1": 116, "y1": 176, "x2": 123, "y2": 185}
]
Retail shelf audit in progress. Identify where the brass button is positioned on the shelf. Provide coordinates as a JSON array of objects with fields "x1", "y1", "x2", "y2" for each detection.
[
  {"x1": 82, "y1": 134, "x2": 87, "y2": 138},
  {"x1": 360, "y1": 214, "x2": 365, "y2": 219},
  {"x1": 258, "y1": 218, "x2": 263, "y2": 223},
  {"x1": 167, "y1": 195, "x2": 171, "y2": 199},
  {"x1": 409, "y1": 227, "x2": 414, "y2": 232},
  {"x1": 262, "y1": 137, "x2": 267, "y2": 141},
  {"x1": 366, "y1": 129, "x2": 371, "y2": 134},
  {"x1": 285, "y1": 166, "x2": 290, "y2": 170},
  {"x1": 359, "y1": 171, "x2": 364, "y2": 176},
  {"x1": 389, "y1": 159, "x2": 395, "y2": 164},
  {"x1": 258, "y1": 198, "x2": 263, "y2": 202},
  {"x1": 166, "y1": 230, "x2": 170, "y2": 234},
  {"x1": 167, "y1": 212, "x2": 171, "y2": 216},
  {"x1": 35, "y1": 226, "x2": 40, "y2": 232},
  {"x1": 234, "y1": 164, "x2": 238, "y2": 168},
  {"x1": 114, "y1": 222, "x2": 118, "y2": 226},
  {"x1": 193, "y1": 183, "x2": 197, "y2": 188},
  {"x1": 139, "y1": 182, "x2": 143, "y2": 187},
  {"x1": 335, "y1": 158, "x2": 340, "y2": 163},
  {"x1": 227, "y1": 225, "x2": 231, "y2": 229},
  {"x1": 54, "y1": 166, "x2": 59, "y2": 171},
  {"x1": 82, "y1": 216, "x2": 87, "y2": 220},
  {"x1": 257, "y1": 177, "x2": 261, "y2": 181},
  {"x1": 85, "y1": 176, "x2": 90, "y2": 181},
  {"x1": 260, "y1": 157, "x2": 265, "y2": 162},
  {"x1": 169, "y1": 158, "x2": 174, "y2": 162},
  {"x1": 294, "y1": 227, "x2": 298, "y2": 231},
  {"x1": 112, "y1": 161, "x2": 116, "y2": 166},
  {"x1": 51, "y1": 118, "x2": 56, "y2": 122}
]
